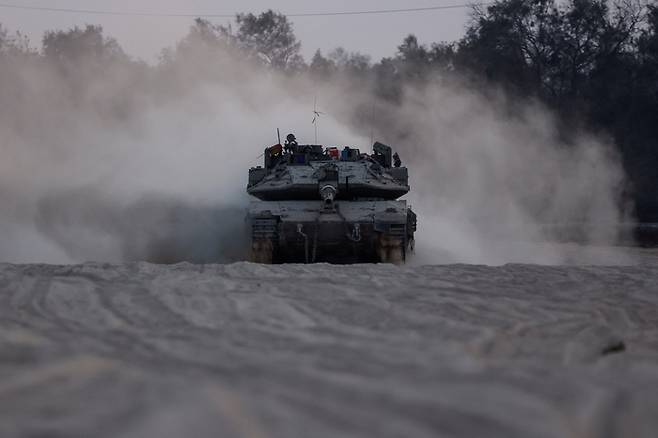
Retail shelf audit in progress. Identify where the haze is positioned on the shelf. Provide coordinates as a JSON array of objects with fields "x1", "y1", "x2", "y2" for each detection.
[
  {"x1": 1, "y1": 0, "x2": 471, "y2": 61},
  {"x1": 2, "y1": 0, "x2": 641, "y2": 266}
]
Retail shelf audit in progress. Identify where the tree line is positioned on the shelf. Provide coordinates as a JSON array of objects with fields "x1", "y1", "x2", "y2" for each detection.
[{"x1": 1, "y1": 0, "x2": 657, "y2": 221}]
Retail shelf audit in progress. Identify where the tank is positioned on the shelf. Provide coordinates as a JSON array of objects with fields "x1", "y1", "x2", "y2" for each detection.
[{"x1": 246, "y1": 134, "x2": 417, "y2": 264}]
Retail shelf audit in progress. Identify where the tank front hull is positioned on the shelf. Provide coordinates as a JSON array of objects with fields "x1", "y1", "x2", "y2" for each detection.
[
  {"x1": 247, "y1": 200, "x2": 416, "y2": 264},
  {"x1": 248, "y1": 183, "x2": 409, "y2": 202}
]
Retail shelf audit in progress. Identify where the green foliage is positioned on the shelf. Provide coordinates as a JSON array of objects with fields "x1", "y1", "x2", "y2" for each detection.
[
  {"x1": 456, "y1": 0, "x2": 646, "y2": 103},
  {"x1": 1, "y1": 1, "x2": 656, "y2": 218},
  {"x1": 638, "y1": 5, "x2": 658, "y2": 73},
  {"x1": 309, "y1": 49, "x2": 335, "y2": 78},
  {"x1": 178, "y1": 19, "x2": 232, "y2": 53},
  {"x1": 42, "y1": 25, "x2": 127, "y2": 65},
  {"x1": 456, "y1": 0, "x2": 656, "y2": 219},
  {"x1": 327, "y1": 48, "x2": 371, "y2": 75},
  {"x1": 159, "y1": 18, "x2": 235, "y2": 70},
  {"x1": 233, "y1": 10, "x2": 305, "y2": 71},
  {"x1": 0, "y1": 23, "x2": 32, "y2": 56}
]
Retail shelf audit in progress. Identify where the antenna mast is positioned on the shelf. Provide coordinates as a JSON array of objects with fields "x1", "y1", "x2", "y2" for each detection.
[{"x1": 312, "y1": 95, "x2": 324, "y2": 144}]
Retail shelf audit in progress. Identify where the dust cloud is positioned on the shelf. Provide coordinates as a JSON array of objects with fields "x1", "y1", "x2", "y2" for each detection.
[{"x1": 0, "y1": 31, "x2": 630, "y2": 265}]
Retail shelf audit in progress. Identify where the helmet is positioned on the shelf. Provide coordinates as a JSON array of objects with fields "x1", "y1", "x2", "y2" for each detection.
[{"x1": 286, "y1": 133, "x2": 297, "y2": 143}]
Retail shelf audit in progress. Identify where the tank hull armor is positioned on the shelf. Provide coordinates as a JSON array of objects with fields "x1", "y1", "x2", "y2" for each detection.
[
  {"x1": 249, "y1": 200, "x2": 416, "y2": 264},
  {"x1": 247, "y1": 140, "x2": 417, "y2": 264}
]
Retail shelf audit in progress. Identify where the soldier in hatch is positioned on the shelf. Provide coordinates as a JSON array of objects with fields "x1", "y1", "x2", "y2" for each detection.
[{"x1": 284, "y1": 133, "x2": 298, "y2": 154}]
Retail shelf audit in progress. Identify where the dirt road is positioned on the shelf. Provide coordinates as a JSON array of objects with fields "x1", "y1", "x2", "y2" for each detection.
[{"x1": 1, "y1": 260, "x2": 657, "y2": 437}]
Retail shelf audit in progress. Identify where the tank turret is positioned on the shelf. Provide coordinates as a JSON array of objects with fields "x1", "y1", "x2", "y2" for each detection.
[{"x1": 246, "y1": 134, "x2": 417, "y2": 264}]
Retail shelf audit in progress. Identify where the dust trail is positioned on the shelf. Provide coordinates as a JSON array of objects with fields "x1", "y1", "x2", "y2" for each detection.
[
  {"x1": 0, "y1": 46, "x2": 363, "y2": 263},
  {"x1": 310, "y1": 79, "x2": 631, "y2": 265},
  {"x1": 0, "y1": 25, "x2": 630, "y2": 265}
]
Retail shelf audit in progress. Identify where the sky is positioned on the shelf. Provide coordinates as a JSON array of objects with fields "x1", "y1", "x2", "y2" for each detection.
[{"x1": 0, "y1": 0, "x2": 473, "y2": 62}]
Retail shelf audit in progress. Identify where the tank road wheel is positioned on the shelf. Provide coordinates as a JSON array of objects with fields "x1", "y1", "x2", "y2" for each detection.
[
  {"x1": 250, "y1": 239, "x2": 274, "y2": 264},
  {"x1": 376, "y1": 235, "x2": 405, "y2": 265}
]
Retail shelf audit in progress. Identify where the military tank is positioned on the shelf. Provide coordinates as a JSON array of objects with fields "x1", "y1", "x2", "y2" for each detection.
[{"x1": 247, "y1": 134, "x2": 417, "y2": 264}]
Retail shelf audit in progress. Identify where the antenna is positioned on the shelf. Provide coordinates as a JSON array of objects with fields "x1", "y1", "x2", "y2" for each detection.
[
  {"x1": 312, "y1": 95, "x2": 324, "y2": 144},
  {"x1": 277, "y1": 128, "x2": 281, "y2": 145}
]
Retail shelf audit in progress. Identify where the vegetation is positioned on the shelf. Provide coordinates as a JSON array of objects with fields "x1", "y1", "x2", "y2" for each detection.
[{"x1": 1, "y1": 1, "x2": 656, "y2": 220}]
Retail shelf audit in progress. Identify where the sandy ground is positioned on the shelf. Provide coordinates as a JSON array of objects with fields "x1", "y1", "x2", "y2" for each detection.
[{"x1": 1, "y1": 252, "x2": 658, "y2": 437}]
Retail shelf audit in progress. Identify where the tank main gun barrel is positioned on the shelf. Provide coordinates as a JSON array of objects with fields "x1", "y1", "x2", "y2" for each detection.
[{"x1": 317, "y1": 163, "x2": 339, "y2": 208}]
